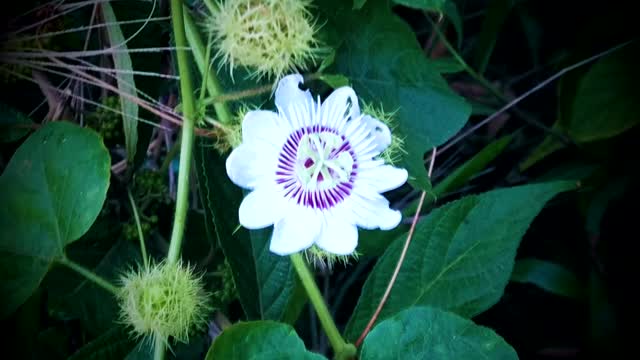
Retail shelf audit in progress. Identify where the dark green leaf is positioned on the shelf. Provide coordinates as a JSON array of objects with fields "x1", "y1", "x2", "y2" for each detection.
[
  {"x1": 194, "y1": 140, "x2": 297, "y2": 321},
  {"x1": 334, "y1": 0, "x2": 470, "y2": 190},
  {"x1": 0, "y1": 122, "x2": 110, "y2": 318},
  {"x1": 205, "y1": 321, "x2": 325, "y2": 359},
  {"x1": 567, "y1": 43, "x2": 640, "y2": 142},
  {"x1": 345, "y1": 181, "x2": 575, "y2": 340},
  {"x1": 361, "y1": 306, "x2": 518, "y2": 360},
  {"x1": 0, "y1": 102, "x2": 33, "y2": 143},
  {"x1": 511, "y1": 258, "x2": 583, "y2": 299},
  {"x1": 68, "y1": 327, "x2": 135, "y2": 360},
  {"x1": 357, "y1": 225, "x2": 409, "y2": 257}
]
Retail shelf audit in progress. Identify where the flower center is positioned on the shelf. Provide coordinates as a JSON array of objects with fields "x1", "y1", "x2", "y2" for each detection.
[
  {"x1": 296, "y1": 132, "x2": 354, "y2": 190},
  {"x1": 276, "y1": 126, "x2": 357, "y2": 209}
]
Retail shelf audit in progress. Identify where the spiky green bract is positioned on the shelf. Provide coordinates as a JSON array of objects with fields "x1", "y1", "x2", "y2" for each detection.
[
  {"x1": 118, "y1": 261, "x2": 211, "y2": 347},
  {"x1": 208, "y1": 0, "x2": 322, "y2": 80},
  {"x1": 304, "y1": 245, "x2": 359, "y2": 271},
  {"x1": 362, "y1": 102, "x2": 406, "y2": 165}
]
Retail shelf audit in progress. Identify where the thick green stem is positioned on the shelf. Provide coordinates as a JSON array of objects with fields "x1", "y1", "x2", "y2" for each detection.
[
  {"x1": 167, "y1": 0, "x2": 197, "y2": 265},
  {"x1": 290, "y1": 253, "x2": 356, "y2": 360},
  {"x1": 183, "y1": 7, "x2": 233, "y2": 124},
  {"x1": 57, "y1": 256, "x2": 119, "y2": 295}
]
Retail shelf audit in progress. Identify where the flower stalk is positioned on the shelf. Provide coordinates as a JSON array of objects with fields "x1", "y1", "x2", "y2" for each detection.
[
  {"x1": 161, "y1": 0, "x2": 198, "y2": 358},
  {"x1": 57, "y1": 256, "x2": 119, "y2": 295},
  {"x1": 290, "y1": 253, "x2": 356, "y2": 359},
  {"x1": 167, "y1": 0, "x2": 196, "y2": 265}
]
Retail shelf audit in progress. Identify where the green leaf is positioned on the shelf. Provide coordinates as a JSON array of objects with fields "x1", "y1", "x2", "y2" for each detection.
[
  {"x1": 567, "y1": 43, "x2": 640, "y2": 142},
  {"x1": 68, "y1": 327, "x2": 135, "y2": 360},
  {"x1": 194, "y1": 140, "x2": 297, "y2": 321},
  {"x1": 205, "y1": 321, "x2": 325, "y2": 360},
  {"x1": 357, "y1": 225, "x2": 409, "y2": 257},
  {"x1": 345, "y1": 181, "x2": 575, "y2": 340},
  {"x1": 0, "y1": 122, "x2": 110, "y2": 318},
  {"x1": 334, "y1": 0, "x2": 470, "y2": 190},
  {"x1": 361, "y1": 306, "x2": 518, "y2": 360},
  {"x1": 511, "y1": 258, "x2": 583, "y2": 299},
  {"x1": 0, "y1": 102, "x2": 33, "y2": 143},
  {"x1": 101, "y1": 2, "x2": 139, "y2": 162},
  {"x1": 472, "y1": 0, "x2": 514, "y2": 75}
]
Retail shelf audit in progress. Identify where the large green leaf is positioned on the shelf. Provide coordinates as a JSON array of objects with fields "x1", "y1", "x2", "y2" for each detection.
[
  {"x1": 361, "y1": 306, "x2": 518, "y2": 359},
  {"x1": 345, "y1": 181, "x2": 574, "y2": 340},
  {"x1": 0, "y1": 122, "x2": 110, "y2": 318},
  {"x1": 567, "y1": 43, "x2": 640, "y2": 142},
  {"x1": 101, "y1": 2, "x2": 139, "y2": 162},
  {"x1": 333, "y1": 0, "x2": 470, "y2": 190},
  {"x1": 194, "y1": 140, "x2": 298, "y2": 321},
  {"x1": 205, "y1": 321, "x2": 325, "y2": 359}
]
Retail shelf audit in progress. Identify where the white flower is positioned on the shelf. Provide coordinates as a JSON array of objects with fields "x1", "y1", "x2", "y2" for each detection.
[{"x1": 226, "y1": 74, "x2": 408, "y2": 256}]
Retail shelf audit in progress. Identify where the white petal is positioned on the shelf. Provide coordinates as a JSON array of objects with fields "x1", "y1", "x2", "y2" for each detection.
[
  {"x1": 226, "y1": 142, "x2": 278, "y2": 189},
  {"x1": 242, "y1": 110, "x2": 288, "y2": 146},
  {"x1": 275, "y1": 74, "x2": 314, "y2": 118},
  {"x1": 320, "y1": 86, "x2": 360, "y2": 129},
  {"x1": 357, "y1": 164, "x2": 408, "y2": 193},
  {"x1": 270, "y1": 207, "x2": 320, "y2": 255},
  {"x1": 361, "y1": 115, "x2": 391, "y2": 153},
  {"x1": 347, "y1": 191, "x2": 403, "y2": 230},
  {"x1": 315, "y1": 216, "x2": 358, "y2": 255},
  {"x1": 239, "y1": 186, "x2": 285, "y2": 229}
]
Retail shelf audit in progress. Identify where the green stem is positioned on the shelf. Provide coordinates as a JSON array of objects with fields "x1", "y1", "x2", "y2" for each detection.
[
  {"x1": 183, "y1": 7, "x2": 233, "y2": 124},
  {"x1": 167, "y1": 0, "x2": 197, "y2": 265},
  {"x1": 57, "y1": 256, "x2": 119, "y2": 295},
  {"x1": 127, "y1": 188, "x2": 149, "y2": 269},
  {"x1": 154, "y1": 339, "x2": 166, "y2": 360},
  {"x1": 290, "y1": 253, "x2": 356, "y2": 360}
]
